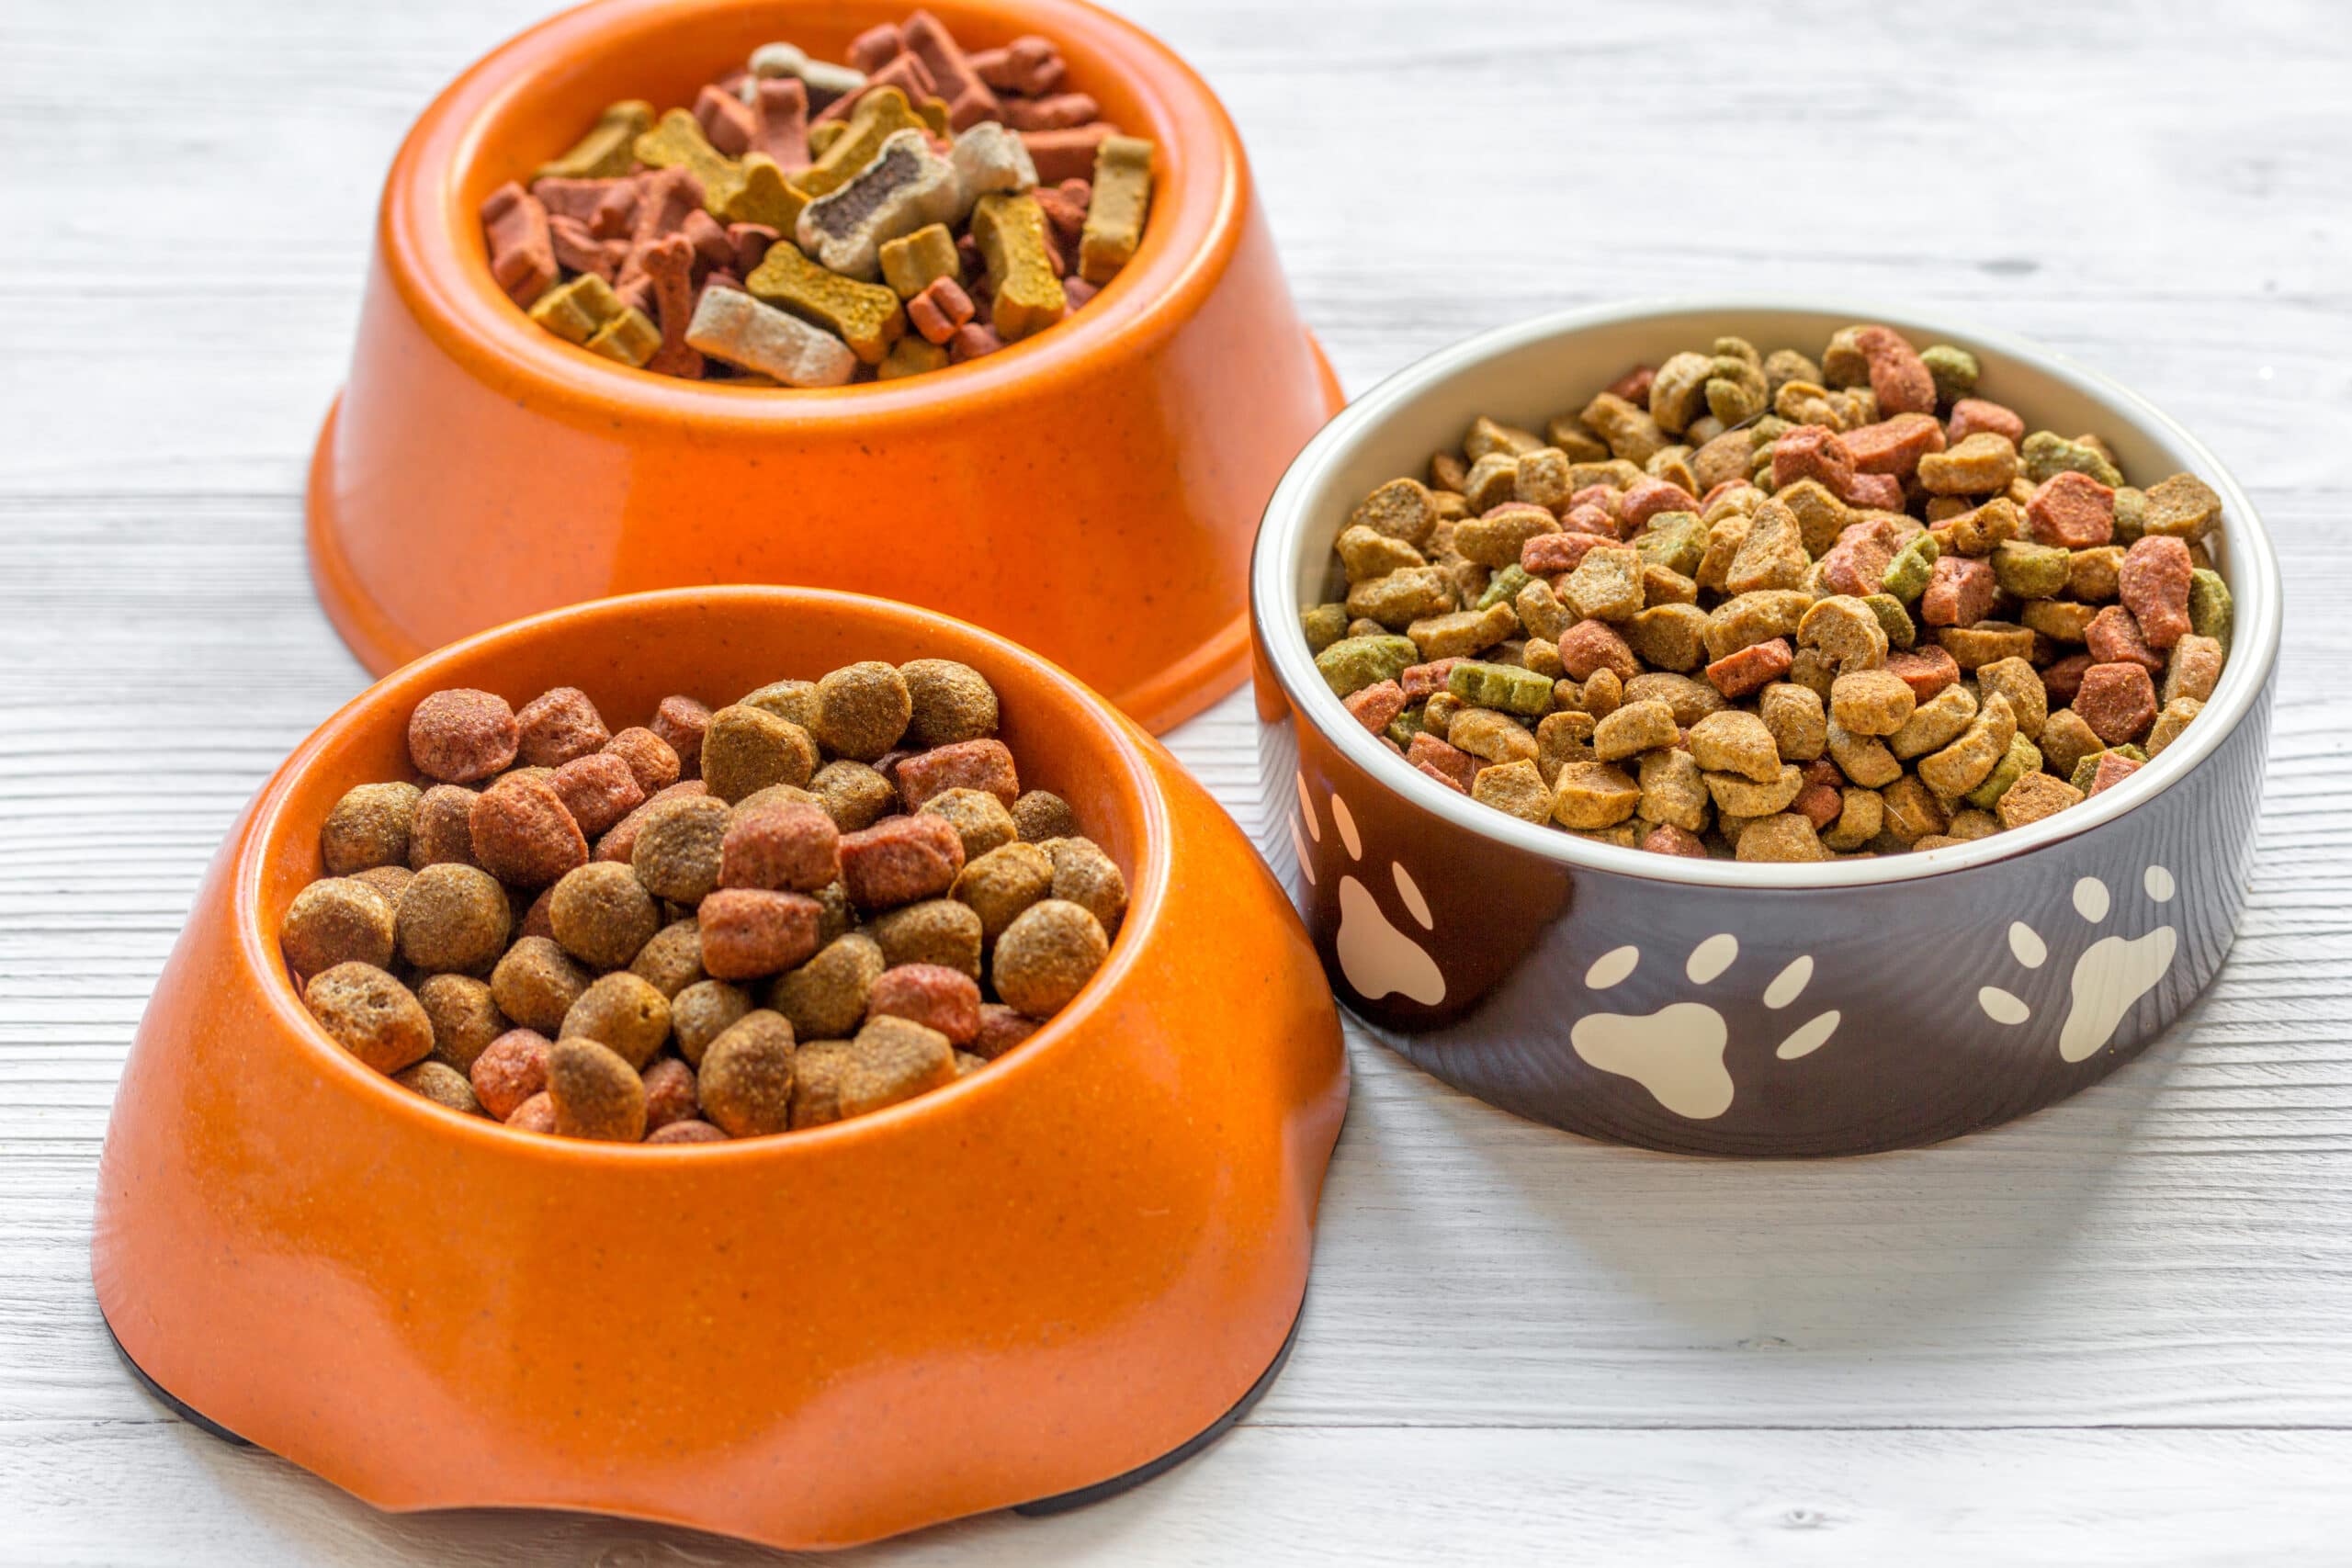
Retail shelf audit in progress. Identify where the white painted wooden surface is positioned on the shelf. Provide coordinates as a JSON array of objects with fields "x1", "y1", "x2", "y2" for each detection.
[{"x1": 5, "y1": 0, "x2": 2350, "y2": 1559}]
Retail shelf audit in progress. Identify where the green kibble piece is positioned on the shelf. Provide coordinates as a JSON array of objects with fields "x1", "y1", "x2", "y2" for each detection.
[
  {"x1": 1919, "y1": 344, "x2": 1978, "y2": 407},
  {"x1": 2021, "y1": 431, "x2": 2124, "y2": 489},
  {"x1": 2188, "y1": 568, "x2": 2233, "y2": 653},
  {"x1": 1861, "y1": 592, "x2": 1916, "y2": 651},
  {"x1": 1880, "y1": 533, "x2": 1940, "y2": 602},
  {"x1": 2111, "y1": 486, "x2": 2147, "y2": 545},
  {"x1": 1991, "y1": 539, "x2": 2071, "y2": 600},
  {"x1": 1964, "y1": 735, "x2": 2043, "y2": 810},
  {"x1": 1635, "y1": 512, "x2": 1707, "y2": 578},
  {"x1": 1386, "y1": 706, "x2": 1429, "y2": 748},
  {"x1": 1477, "y1": 564, "x2": 1534, "y2": 613},
  {"x1": 1301, "y1": 603, "x2": 1349, "y2": 654},
  {"x1": 1316, "y1": 634, "x2": 1419, "y2": 697},
  {"x1": 1447, "y1": 660, "x2": 1555, "y2": 717}
]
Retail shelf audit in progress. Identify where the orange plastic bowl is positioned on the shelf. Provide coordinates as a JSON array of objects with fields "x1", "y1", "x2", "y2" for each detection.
[
  {"x1": 306, "y1": 0, "x2": 1343, "y2": 733},
  {"x1": 91, "y1": 588, "x2": 1347, "y2": 1550}
]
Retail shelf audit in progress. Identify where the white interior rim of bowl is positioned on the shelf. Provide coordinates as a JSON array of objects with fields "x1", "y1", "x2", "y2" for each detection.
[{"x1": 1252, "y1": 295, "x2": 2284, "y2": 890}]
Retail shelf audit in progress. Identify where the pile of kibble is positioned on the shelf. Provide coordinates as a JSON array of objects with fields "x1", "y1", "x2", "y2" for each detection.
[
  {"x1": 479, "y1": 7, "x2": 1154, "y2": 385},
  {"x1": 1302, "y1": 324, "x2": 2233, "y2": 861},
  {"x1": 283, "y1": 661, "x2": 1125, "y2": 1142}
]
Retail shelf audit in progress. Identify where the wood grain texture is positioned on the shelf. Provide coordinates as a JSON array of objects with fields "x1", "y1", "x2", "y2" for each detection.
[{"x1": 4, "y1": 0, "x2": 2350, "y2": 1559}]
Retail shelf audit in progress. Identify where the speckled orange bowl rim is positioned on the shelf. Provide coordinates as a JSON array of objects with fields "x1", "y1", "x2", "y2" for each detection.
[
  {"x1": 307, "y1": 0, "x2": 1341, "y2": 733},
  {"x1": 93, "y1": 587, "x2": 1347, "y2": 1548}
]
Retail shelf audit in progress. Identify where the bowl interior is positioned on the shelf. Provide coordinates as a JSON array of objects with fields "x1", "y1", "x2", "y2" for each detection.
[
  {"x1": 1254, "y1": 299, "x2": 2282, "y2": 888},
  {"x1": 423, "y1": 0, "x2": 1226, "y2": 400},
  {"x1": 243, "y1": 587, "x2": 1159, "y2": 1141}
]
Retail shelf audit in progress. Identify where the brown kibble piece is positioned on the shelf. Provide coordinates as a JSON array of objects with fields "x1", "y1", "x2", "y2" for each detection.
[
  {"x1": 321, "y1": 783, "x2": 421, "y2": 875},
  {"x1": 514, "y1": 686, "x2": 610, "y2": 767},
  {"x1": 837, "y1": 1015, "x2": 958, "y2": 1118},
  {"x1": 920, "y1": 786, "x2": 1018, "y2": 862},
  {"x1": 839, "y1": 811, "x2": 967, "y2": 908},
  {"x1": 548, "y1": 751, "x2": 646, "y2": 838},
  {"x1": 808, "y1": 760, "x2": 898, "y2": 831},
  {"x1": 396, "y1": 863, "x2": 511, "y2": 974},
  {"x1": 548, "y1": 861, "x2": 662, "y2": 969},
  {"x1": 394, "y1": 1059, "x2": 483, "y2": 1116},
  {"x1": 548, "y1": 1036, "x2": 647, "y2": 1142},
  {"x1": 772, "y1": 931, "x2": 884, "y2": 1041},
  {"x1": 469, "y1": 1028, "x2": 551, "y2": 1119},
  {"x1": 628, "y1": 917, "x2": 705, "y2": 996},
  {"x1": 671, "y1": 978, "x2": 752, "y2": 1066},
  {"x1": 490, "y1": 935, "x2": 591, "y2": 1033},
  {"x1": 868, "y1": 963, "x2": 981, "y2": 1044},
  {"x1": 972, "y1": 1001, "x2": 1039, "y2": 1060},
  {"x1": 469, "y1": 773, "x2": 589, "y2": 887},
  {"x1": 640, "y1": 1055, "x2": 700, "y2": 1130},
  {"x1": 281, "y1": 877, "x2": 397, "y2": 978},
  {"x1": 647, "y1": 1118, "x2": 728, "y2": 1144},
  {"x1": 700, "y1": 704, "x2": 820, "y2": 803},
  {"x1": 416, "y1": 972, "x2": 508, "y2": 1074},
  {"x1": 991, "y1": 898, "x2": 1108, "y2": 1017},
  {"x1": 559, "y1": 970, "x2": 673, "y2": 1069},
  {"x1": 813, "y1": 661, "x2": 912, "y2": 761},
  {"x1": 697, "y1": 1010, "x2": 797, "y2": 1137},
  {"x1": 604, "y1": 727, "x2": 684, "y2": 795},
  {"x1": 720, "y1": 800, "x2": 841, "y2": 892},
  {"x1": 951, "y1": 840, "x2": 1054, "y2": 942},
  {"x1": 409, "y1": 784, "x2": 481, "y2": 869},
  {"x1": 698, "y1": 887, "x2": 823, "y2": 979},
  {"x1": 1012, "y1": 788, "x2": 1080, "y2": 843},
  {"x1": 631, "y1": 794, "x2": 733, "y2": 904},
  {"x1": 899, "y1": 659, "x2": 1000, "y2": 748},
  {"x1": 408, "y1": 689, "x2": 519, "y2": 784},
  {"x1": 650, "y1": 696, "x2": 711, "y2": 780},
  {"x1": 896, "y1": 738, "x2": 1020, "y2": 810},
  {"x1": 1043, "y1": 835, "x2": 1127, "y2": 937},
  {"x1": 304, "y1": 962, "x2": 434, "y2": 1075}
]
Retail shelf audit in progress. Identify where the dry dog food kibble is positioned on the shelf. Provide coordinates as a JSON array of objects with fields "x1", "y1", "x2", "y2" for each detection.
[
  {"x1": 1302, "y1": 324, "x2": 2233, "y2": 859},
  {"x1": 288, "y1": 660, "x2": 1123, "y2": 1140},
  {"x1": 484, "y1": 9, "x2": 1154, "y2": 385}
]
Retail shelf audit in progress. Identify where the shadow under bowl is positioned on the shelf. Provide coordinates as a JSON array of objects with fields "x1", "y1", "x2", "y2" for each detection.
[
  {"x1": 93, "y1": 587, "x2": 1347, "y2": 1549},
  {"x1": 307, "y1": 0, "x2": 1342, "y2": 733},
  {"x1": 1250, "y1": 299, "x2": 2280, "y2": 1157}
]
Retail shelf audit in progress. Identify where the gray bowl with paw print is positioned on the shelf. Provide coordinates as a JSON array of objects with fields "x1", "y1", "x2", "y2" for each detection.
[{"x1": 1248, "y1": 300, "x2": 2280, "y2": 1156}]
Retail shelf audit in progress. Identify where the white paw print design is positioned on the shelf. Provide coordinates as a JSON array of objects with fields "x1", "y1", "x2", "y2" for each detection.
[
  {"x1": 1978, "y1": 865, "x2": 2180, "y2": 1062},
  {"x1": 1295, "y1": 777, "x2": 1445, "y2": 1007},
  {"x1": 1569, "y1": 935, "x2": 1838, "y2": 1120}
]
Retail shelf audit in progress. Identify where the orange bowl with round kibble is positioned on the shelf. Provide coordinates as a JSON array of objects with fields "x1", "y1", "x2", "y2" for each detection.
[
  {"x1": 306, "y1": 0, "x2": 1342, "y2": 733},
  {"x1": 92, "y1": 588, "x2": 1347, "y2": 1550}
]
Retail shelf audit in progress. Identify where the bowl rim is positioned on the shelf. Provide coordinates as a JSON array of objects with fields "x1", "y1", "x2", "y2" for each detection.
[
  {"x1": 385, "y1": 0, "x2": 1243, "y2": 419},
  {"x1": 237, "y1": 585, "x2": 1169, "y2": 1158},
  {"x1": 1251, "y1": 295, "x2": 2285, "y2": 890}
]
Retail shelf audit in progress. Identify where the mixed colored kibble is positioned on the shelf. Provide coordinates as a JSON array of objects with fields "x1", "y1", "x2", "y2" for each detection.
[
  {"x1": 1302, "y1": 325, "x2": 2233, "y2": 861},
  {"x1": 285, "y1": 662, "x2": 1124, "y2": 1141},
  {"x1": 479, "y1": 9, "x2": 1154, "y2": 384}
]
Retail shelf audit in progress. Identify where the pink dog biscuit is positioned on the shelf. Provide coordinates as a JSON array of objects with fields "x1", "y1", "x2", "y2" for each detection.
[
  {"x1": 750, "y1": 78, "x2": 811, "y2": 169},
  {"x1": 1020, "y1": 124, "x2": 1120, "y2": 184},
  {"x1": 695, "y1": 84, "x2": 757, "y2": 157},
  {"x1": 636, "y1": 234, "x2": 705, "y2": 378},
  {"x1": 1002, "y1": 94, "x2": 1099, "y2": 131},
  {"x1": 902, "y1": 8, "x2": 1001, "y2": 130},
  {"x1": 481, "y1": 182, "x2": 557, "y2": 307},
  {"x1": 906, "y1": 276, "x2": 976, "y2": 344},
  {"x1": 974, "y1": 35, "x2": 1065, "y2": 97}
]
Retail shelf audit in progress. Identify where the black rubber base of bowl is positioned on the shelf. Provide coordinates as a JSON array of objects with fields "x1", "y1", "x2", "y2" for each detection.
[{"x1": 105, "y1": 1296, "x2": 1303, "y2": 1518}]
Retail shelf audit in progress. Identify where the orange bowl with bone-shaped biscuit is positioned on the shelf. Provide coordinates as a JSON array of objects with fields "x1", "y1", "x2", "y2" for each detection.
[
  {"x1": 307, "y1": 0, "x2": 1341, "y2": 733},
  {"x1": 92, "y1": 587, "x2": 1347, "y2": 1548}
]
